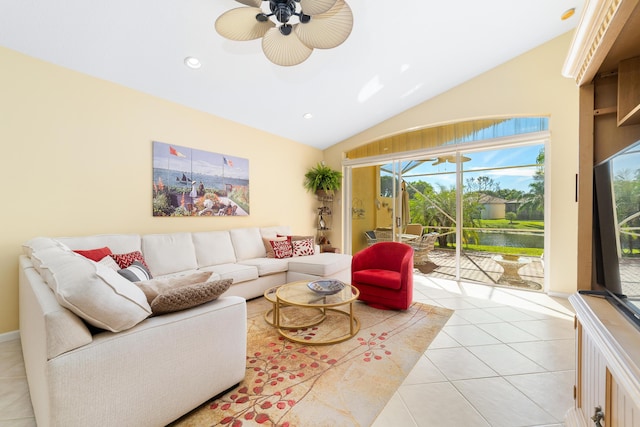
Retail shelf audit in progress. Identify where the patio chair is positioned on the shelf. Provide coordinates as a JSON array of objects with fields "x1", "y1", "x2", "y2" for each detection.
[
  {"x1": 409, "y1": 232, "x2": 438, "y2": 265},
  {"x1": 404, "y1": 223, "x2": 423, "y2": 237},
  {"x1": 364, "y1": 230, "x2": 377, "y2": 246},
  {"x1": 374, "y1": 228, "x2": 393, "y2": 242}
]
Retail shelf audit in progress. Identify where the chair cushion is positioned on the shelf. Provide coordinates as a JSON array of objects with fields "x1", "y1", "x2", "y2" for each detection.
[{"x1": 352, "y1": 269, "x2": 402, "y2": 290}]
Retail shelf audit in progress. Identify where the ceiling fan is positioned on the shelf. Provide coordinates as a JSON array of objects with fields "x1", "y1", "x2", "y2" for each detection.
[
  {"x1": 215, "y1": 0, "x2": 353, "y2": 66},
  {"x1": 427, "y1": 155, "x2": 472, "y2": 166}
]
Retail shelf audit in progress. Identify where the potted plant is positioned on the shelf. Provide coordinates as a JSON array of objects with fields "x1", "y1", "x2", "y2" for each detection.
[{"x1": 303, "y1": 162, "x2": 342, "y2": 198}]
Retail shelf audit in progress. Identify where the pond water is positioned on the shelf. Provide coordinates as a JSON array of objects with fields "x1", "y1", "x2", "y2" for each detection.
[{"x1": 474, "y1": 231, "x2": 544, "y2": 249}]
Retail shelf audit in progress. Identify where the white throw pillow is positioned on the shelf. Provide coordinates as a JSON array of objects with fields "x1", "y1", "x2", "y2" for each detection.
[
  {"x1": 39, "y1": 249, "x2": 151, "y2": 332},
  {"x1": 22, "y1": 237, "x2": 65, "y2": 257}
]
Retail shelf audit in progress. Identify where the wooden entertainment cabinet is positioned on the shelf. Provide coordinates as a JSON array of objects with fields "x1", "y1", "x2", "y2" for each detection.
[
  {"x1": 567, "y1": 293, "x2": 640, "y2": 426},
  {"x1": 563, "y1": 0, "x2": 640, "y2": 425}
]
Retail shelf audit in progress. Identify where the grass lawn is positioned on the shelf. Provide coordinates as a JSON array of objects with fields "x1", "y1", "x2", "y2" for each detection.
[{"x1": 479, "y1": 219, "x2": 544, "y2": 230}]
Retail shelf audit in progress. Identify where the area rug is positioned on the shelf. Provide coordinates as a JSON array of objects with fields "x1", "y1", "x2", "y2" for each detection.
[{"x1": 171, "y1": 297, "x2": 453, "y2": 427}]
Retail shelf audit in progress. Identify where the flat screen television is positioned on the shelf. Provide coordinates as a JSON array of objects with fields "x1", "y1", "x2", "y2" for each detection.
[{"x1": 590, "y1": 139, "x2": 640, "y2": 327}]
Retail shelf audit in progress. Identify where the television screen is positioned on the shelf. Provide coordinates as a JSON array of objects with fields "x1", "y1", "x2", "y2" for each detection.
[{"x1": 592, "y1": 140, "x2": 640, "y2": 324}]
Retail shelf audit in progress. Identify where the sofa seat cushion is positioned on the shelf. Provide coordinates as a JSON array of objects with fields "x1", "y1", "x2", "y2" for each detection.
[
  {"x1": 142, "y1": 233, "x2": 198, "y2": 277},
  {"x1": 154, "y1": 269, "x2": 219, "y2": 282},
  {"x1": 237, "y1": 258, "x2": 289, "y2": 276},
  {"x1": 352, "y1": 269, "x2": 402, "y2": 290},
  {"x1": 287, "y1": 253, "x2": 352, "y2": 277},
  {"x1": 200, "y1": 263, "x2": 258, "y2": 284}
]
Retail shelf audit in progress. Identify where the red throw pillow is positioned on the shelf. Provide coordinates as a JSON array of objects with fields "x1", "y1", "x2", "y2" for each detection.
[
  {"x1": 270, "y1": 238, "x2": 293, "y2": 259},
  {"x1": 74, "y1": 247, "x2": 112, "y2": 262},
  {"x1": 110, "y1": 251, "x2": 149, "y2": 270}
]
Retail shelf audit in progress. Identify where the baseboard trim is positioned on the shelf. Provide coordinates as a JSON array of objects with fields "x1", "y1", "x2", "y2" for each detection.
[
  {"x1": 0, "y1": 330, "x2": 20, "y2": 343},
  {"x1": 547, "y1": 290, "x2": 573, "y2": 299}
]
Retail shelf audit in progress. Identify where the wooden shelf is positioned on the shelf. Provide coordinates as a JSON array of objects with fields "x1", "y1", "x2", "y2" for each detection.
[{"x1": 618, "y1": 56, "x2": 640, "y2": 126}]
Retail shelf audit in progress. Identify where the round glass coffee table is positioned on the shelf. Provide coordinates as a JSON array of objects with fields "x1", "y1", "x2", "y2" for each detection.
[{"x1": 268, "y1": 280, "x2": 360, "y2": 345}]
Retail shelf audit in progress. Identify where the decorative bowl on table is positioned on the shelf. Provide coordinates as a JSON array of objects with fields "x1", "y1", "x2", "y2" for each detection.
[
  {"x1": 502, "y1": 254, "x2": 520, "y2": 261},
  {"x1": 307, "y1": 279, "x2": 345, "y2": 295}
]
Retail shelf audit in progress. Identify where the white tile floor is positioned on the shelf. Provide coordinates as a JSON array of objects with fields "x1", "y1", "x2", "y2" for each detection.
[
  {"x1": 373, "y1": 274, "x2": 576, "y2": 427},
  {"x1": 0, "y1": 274, "x2": 575, "y2": 427}
]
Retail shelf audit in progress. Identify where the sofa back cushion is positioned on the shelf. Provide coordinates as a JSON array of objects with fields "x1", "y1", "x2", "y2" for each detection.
[
  {"x1": 192, "y1": 231, "x2": 237, "y2": 267},
  {"x1": 142, "y1": 233, "x2": 198, "y2": 277},
  {"x1": 55, "y1": 234, "x2": 141, "y2": 255},
  {"x1": 229, "y1": 228, "x2": 266, "y2": 261},
  {"x1": 260, "y1": 226, "x2": 293, "y2": 239}
]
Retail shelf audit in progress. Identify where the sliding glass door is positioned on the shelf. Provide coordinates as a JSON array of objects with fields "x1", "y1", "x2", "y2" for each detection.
[{"x1": 347, "y1": 141, "x2": 546, "y2": 291}]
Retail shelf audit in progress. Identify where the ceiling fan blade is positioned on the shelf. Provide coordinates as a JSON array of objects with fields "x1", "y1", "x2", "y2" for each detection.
[
  {"x1": 234, "y1": 0, "x2": 263, "y2": 7},
  {"x1": 262, "y1": 27, "x2": 313, "y2": 66},
  {"x1": 299, "y1": 0, "x2": 337, "y2": 16},
  {"x1": 215, "y1": 7, "x2": 274, "y2": 41},
  {"x1": 295, "y1": 0, "x2": 353, "y2": 49}
]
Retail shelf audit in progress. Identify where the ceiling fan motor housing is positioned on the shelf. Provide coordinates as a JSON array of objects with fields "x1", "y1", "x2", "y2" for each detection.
[{"x1": 269, "y1": 0, "x2": 298, "y2": 24}]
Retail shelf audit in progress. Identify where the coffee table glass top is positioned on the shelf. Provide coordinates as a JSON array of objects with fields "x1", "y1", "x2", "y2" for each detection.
[{"x1": 276, "y1": 280, "x2": 358, "y2": 307}]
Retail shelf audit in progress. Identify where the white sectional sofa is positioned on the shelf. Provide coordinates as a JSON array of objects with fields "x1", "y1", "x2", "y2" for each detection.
[{"x1": 19, "y1": 225, "x2": 352, "y2": 427}]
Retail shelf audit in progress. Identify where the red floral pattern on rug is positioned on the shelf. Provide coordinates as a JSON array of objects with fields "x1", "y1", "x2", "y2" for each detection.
[
  {"x1": 170, "y1": 299, "x2": 453, "y2": 427},
  {"x1": 210, "y1": 330, "x2": 392, "y2": 426}
]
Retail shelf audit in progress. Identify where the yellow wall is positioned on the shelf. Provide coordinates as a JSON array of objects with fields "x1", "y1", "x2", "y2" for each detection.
[
  {"x1": 351, "y1": 166, "x2": 377, "y2": 253},
  {"x1": 0, "y1": 46, "x2": 323, "y2": 334},
  {"x1": 325, "y1": 32, "x2": 580, "y2": 295}
]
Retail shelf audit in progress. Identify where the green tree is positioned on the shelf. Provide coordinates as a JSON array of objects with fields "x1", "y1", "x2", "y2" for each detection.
[
  {"x1": 614, "y1": 168, "x2": 640, "y2": 256},
  {"x1": 518, "y1": 148, "x2": 545, "y2": 220}
]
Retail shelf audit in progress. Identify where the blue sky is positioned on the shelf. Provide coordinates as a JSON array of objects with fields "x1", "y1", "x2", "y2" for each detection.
[
  {"x1": 152, "y1": 141, "x2": 248, "y2": 180},
  {"x1": 399, "y1": 144, "x2": 544, "y2": 193}
]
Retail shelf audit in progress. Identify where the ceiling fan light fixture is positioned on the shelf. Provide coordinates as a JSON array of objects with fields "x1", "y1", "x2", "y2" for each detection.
[{"x1": 215, "y1": 0, "x2": 353, "y2": 66}]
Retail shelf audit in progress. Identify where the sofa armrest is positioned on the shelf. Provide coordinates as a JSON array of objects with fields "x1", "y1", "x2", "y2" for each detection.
[
  {"x1": 46, "y1": 296, "x2": 247, "y2": 427},
  {"x1": 19, "y1": 256, "x2": 93, "y2": 360}
]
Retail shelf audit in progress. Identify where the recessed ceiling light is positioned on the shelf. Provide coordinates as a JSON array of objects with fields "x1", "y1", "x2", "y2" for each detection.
[
  {"x1": 303, "y1": 113, "x2": 313, "y2": 119},
  {"x1": 184, "y1": 56, "x2": 201, "y2": 69},
  {"x1": 561, "y1": 8, "x2": 575, "y2": 20}
]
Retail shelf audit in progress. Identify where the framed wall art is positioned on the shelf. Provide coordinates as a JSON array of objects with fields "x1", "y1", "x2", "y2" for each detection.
[{"x1": 152, "y1": 141, "x2": 249, "y2": 217}]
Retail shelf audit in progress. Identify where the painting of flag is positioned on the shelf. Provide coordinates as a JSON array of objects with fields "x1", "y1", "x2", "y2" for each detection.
[{"x1": 152, "y1": 141, "x2": 249, "y2": 217}]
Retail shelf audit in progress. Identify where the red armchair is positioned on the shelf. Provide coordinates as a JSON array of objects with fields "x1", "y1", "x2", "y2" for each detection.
[{"x1": 351, "y1": 242, "x2": 414, "y2": 310}]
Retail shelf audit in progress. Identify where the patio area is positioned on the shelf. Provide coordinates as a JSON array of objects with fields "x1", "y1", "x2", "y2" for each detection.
[{"x1": 419, "y1": 249, "x2": 545, "y2": 291}]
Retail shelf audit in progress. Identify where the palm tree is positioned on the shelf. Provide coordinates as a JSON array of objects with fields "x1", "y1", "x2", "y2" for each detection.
[{"x1": 518, "y1": 148, "x2": 544, "y2": 220}]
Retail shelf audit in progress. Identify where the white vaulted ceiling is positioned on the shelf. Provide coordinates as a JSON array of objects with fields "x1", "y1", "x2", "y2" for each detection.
[{"x1": 0, "y1": 1, "x2": 584, "y2": 149}]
